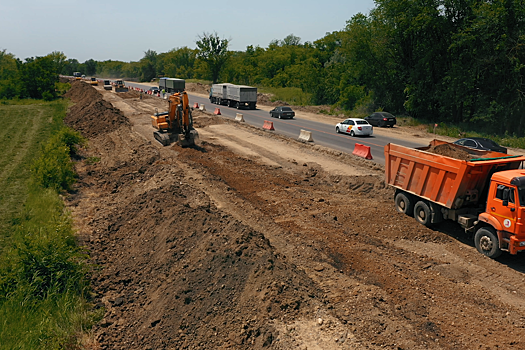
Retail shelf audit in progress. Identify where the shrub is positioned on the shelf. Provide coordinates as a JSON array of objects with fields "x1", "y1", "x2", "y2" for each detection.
[{"x1": 31, "y1": 128, "x2": 85, "y2": 191}]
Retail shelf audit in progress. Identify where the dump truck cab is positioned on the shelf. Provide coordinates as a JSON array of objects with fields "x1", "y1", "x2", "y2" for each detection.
[{"x1": 478, "y1": 170, "x2": 525, "y2": 255}]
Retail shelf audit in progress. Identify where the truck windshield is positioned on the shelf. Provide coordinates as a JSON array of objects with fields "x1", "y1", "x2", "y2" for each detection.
[{"x1": 518, "y1": 187, "x2": 525, "y2": 207}]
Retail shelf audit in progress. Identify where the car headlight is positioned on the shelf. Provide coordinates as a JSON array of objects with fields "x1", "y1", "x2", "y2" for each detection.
[{"x1": 520, "y1": 241, "x2": 525, "y2": 247}]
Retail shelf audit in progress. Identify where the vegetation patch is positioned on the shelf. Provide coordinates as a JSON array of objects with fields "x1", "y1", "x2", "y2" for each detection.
[{"x1": 0, "y1": 100, "x2": 98, "y2": 349}]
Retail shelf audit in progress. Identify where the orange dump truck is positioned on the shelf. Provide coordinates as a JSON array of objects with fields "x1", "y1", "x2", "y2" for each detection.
[{"x1": 385, "y1": 139, "x2": 525, "y2": 258}]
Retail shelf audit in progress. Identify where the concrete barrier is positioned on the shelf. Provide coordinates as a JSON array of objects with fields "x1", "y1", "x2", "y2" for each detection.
[
  {"x1": 263, "y1": 120, "x2": 275, "y2": 131},
  {"x1": 199, "y1": 104, "x2": 206, "y2": 111},
  {"x1": 235, "y1": 113, "x2": 245, "y2": 122},
  {"x1": 214, "y1": 108, "x2": 221, "y2": 115},
  {"x1": 352, "y1": 143, "x2": 373, "y2": 160},
  {"x1": 298, "y1": 129, "x2": 313, "y2": 142}
]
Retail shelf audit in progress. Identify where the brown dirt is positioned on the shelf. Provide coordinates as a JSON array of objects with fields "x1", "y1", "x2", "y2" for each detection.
[
  {"x1": 64, "y1": 81, "x2": 525, "y2": 350},
  {"x1": 64, "y1": 81, "x2": 130, "y2": 138},
  {"x1": 426, "y1": 143, "x2": 473, "y2": 161}
]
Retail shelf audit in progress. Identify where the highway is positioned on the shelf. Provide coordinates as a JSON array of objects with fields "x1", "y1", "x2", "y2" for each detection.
[{"x1": 125, "y1": 81, "x2": 428, "y2": 165}]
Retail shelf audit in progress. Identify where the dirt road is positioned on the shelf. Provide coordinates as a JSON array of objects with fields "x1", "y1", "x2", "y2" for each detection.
[{"x1": 65, "y1": 81, "x2": 525, "y2": 350}]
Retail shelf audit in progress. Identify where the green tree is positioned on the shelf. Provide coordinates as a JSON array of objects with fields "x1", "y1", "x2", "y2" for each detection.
[
  {"x1": 47, "y1": 51, "x2": 67, "y2": 75},
  {"x1": 157, "y1": 47, "x2": 196, "y2": 79},
  {"x1": 84, "y1": 59, "x2": 97, "y2": 76},
  {"x1": 140, "y1": 49, "x2": 157, "y2": 82},
  {"x1": 0, "y1": 49, "x2": 19, "y2": 99},
  {"x1": 19, "y1": 56, "x2": 58, "y2": 100},
  {"x1": 61, "y1": 58, "x2": 80, "y2": 76},
  {"x1": 281, "y1": 34, "x2": 302, "y2": 46},
  {"x1": 195, "y1": 32, "x2": 229, "y2": 83}
]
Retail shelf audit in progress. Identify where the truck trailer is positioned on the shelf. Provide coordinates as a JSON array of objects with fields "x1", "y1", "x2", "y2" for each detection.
[
  {"x1": 385, "y1": 140, "x2": 525, "y2": 258},
  {"x1": 159, "y1": 77, "x2": 185, "y2": 94},
  {"x1": 209, "y1": 83, "x2": 257, "y2": 109}
]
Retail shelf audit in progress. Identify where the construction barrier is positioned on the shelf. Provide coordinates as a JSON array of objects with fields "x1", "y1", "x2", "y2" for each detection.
[
  {"x1": 263, "y1": 120, "x2": 275, "y2": 131},
  {"x1": 193, "y1": 102, "x2": 199, "y2": 109},
  {"x1": 214, "y1": 108, "x2": 221, "y2": 115},
  {"x1": 235, "y1": 113, "x2": 245, "y2": 122},
  {"x1": 352, "y1": 143, "x2": 373, "y2": 160},
  {"x1": 199, "y1": 104, "x2": 206, "y2": 111},
  {"x1": 298, "y1": 129, "x2": 313, "y2": 142}
]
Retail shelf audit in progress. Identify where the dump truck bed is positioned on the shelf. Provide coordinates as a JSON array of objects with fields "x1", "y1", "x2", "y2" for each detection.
[
  {"x1": 385, "y1": 140, "x2": 525, "y2": 209},
  {"x1": 226, "y1": 85, "x2": 257, "y2": 103}
]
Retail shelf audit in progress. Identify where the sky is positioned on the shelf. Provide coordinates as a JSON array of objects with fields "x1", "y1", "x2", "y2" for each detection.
[{"x1": 1, "y1": 0, "x2": 376, "y2": 63}]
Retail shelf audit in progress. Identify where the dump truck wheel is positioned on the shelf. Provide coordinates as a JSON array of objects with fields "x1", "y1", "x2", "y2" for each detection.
[
  {"x1": 395, "y1": 192, "x2": 413, "y2": 216},
  {"x1": 414, "y1": 201, "x2": 431, "y2": 226},
  {"x1": 474, "y1": 227, "x2": 502, "y2": 259}
]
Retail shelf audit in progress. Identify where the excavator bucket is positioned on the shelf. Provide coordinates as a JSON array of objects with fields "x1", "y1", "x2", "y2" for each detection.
[{"x1": 177, "y1": 130, "x2": 199, "y2": 147}]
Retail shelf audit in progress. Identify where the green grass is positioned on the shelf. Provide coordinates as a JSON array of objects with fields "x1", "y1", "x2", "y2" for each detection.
[
  {"x1": 258, "y1": 86, "x2": 313, "y2": 106},
  {"x1": 55, "y1": 82, "x2": 71, "y2": 95},
  {"x1": 0, "y1": 100, "x2": 99, "y2": 349}
]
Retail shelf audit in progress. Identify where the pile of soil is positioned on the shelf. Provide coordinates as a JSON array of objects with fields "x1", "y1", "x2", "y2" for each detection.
[
  {"x1": 63, "y1": 82, "x2": 525, "y2": 350},
  {"x1": 186, "y1": 82, "x2": 210, "y2": 95},
  {"x1": 426, "y1": 143, "x2": 472, "y2": 161},
  {"x1": 66, "y1": 83, "x2": 328, "y2": 349},
  {"x1": 64, "y1": 81, "x2": 130, "y2": 138}
]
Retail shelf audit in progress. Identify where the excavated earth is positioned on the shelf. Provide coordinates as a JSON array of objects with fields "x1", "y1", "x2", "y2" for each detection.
[{"x1": 64, "y1": 81, "x2": 525, "y2": 350}]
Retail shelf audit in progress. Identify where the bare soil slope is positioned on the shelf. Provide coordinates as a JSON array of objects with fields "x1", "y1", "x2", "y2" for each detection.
[{"x1": 65, "y1": 81, "x2": 525, "y2": 350}]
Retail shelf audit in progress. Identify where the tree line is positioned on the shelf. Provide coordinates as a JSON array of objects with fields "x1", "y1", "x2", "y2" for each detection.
[{"x1": 1, "y1": 0, "x2": 524, "y2": 136}]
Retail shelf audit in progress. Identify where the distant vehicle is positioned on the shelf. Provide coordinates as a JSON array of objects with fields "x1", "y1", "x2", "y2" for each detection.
[
  {"x1": 81, "y1": 74, "x2": 86, "y2": 79},
  {"x1": 453, "y1": 137, "x2": 507, "y2": 154},
  {"x1": 209, "y1": 83, "x2": 257, "y2": 109},
  {"x1": 365, "y1": 112, "x2": 397, "y2": 127},
  {"x1": 148, "y1": 86, "x2": 160, "y2": 94},
  {"x1": 159, "y1": 77, "x2": 185, "y2": 94},
  {"x1": 73, "y1": 72, "x2": 82, "y2": 80},
  {"x1": 103, "y1": 80, "x2": 112, "y2": 90},
  {"x1": 269, "y1": 106, "x2": 295, "y2": 119},
  {"x1": 89, "y1": 77, "x2": 98, "y2": 86},
  {"x1": 113, "y1": 80, "x2": 128, "y2": 93},
  {"x1": 335, "y1": 118, "x2": 373, "y2": 137}
]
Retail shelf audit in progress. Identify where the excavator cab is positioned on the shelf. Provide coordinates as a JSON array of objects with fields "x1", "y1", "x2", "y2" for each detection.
[{"x1": 151, "y1": 91, "x2": 198, "y2": 147}]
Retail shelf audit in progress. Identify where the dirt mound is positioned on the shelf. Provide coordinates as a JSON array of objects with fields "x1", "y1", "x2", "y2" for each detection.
[
  {"x1": 192, "y1": 110, "x2": 226, "y2": 128},
  {"x1": 186, "y1": 82, "x2": 210, "y2": 95},
  {"x1": 116, "y1": 90, "x2": 142, "y2": 99},
  {"x1": 64, "y1": 83, "x2": 525, "y2": 350},
  {"x1": 67, "y1": 83, "x2": 326, "y2": 349},
  {"x1": 64, "y1": 81, "x2": 130, "y2": 138},
  {"x1": 426, "y1": 143, "x2": 472, "y2": 160}
]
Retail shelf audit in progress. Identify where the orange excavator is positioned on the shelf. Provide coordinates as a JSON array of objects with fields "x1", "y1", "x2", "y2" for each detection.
[{"x1": 151, "y1": 91, "x2": 198, "y2": 147}]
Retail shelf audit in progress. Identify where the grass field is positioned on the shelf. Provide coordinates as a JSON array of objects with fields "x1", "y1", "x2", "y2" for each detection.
[{"x1": 0, "y1": 100, "x2": 99, "y2": 349}]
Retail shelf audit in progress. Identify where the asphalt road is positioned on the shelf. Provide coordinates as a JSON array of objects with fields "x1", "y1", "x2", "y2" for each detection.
[{"x1": 124, "y1": 81, "x2": 427, "y2": 165}]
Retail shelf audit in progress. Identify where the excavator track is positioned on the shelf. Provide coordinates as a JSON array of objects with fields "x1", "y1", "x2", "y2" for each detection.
[{"x1": 153, "y1": 131, "x2": 171, "y2": 146}]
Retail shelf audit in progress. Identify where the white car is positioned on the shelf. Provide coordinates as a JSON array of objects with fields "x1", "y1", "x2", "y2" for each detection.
[{"x1": 335, "y1": 118, "x2": 373, "y2": 137}]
